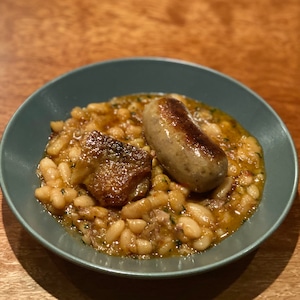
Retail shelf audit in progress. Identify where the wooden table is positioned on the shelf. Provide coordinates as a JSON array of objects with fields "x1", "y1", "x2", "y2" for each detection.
[{"x1": 1, "y1": 0, "x2": 299, "y2": 298}]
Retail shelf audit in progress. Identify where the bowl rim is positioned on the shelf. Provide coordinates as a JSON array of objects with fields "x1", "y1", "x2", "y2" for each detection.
[{"x1": 0, "y1": 56, "x2": 299, "y2": 278}]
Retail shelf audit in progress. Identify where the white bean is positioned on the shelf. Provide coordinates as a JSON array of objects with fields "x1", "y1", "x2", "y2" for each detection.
[
  {"x1": 105, "y1": 220, "x2": 125, "y2": 244},
  {"x1": 136, "y1": 239, "x2": 153, "y2": 255},
  {"x1": 47, "y1": 135, "x2": 70, "y2": 156},
  {"x1": 46, "y1": 178, "x2": 63, "y2": 188},
  {"x1": 87, "y1": 102, "x2": 112, "y2": 114},
  {"x1": 35, "y1": 186, "x2": 52, "y2": 203},
  {"x1": 119, "y1": 228, "x2": 136, "y2": 253},
  {"x1": 94, "y1": 218, "x2": 107, "y2": 229},
  {"x1": 107, "y1": 126, "x2": 125, "y2": 140},
  {"x1": 168, "y1": 189, "x2": 186, "y2": 213},
  {"x1": 239, "y1": 172, "x2": 253, "y2": 186},
  {"x1": 62, "y1": 188, "x2": 77, "y2": 204},
  {"x1": 121, "y1": 198, "x2": 152, "y2": 219},
  {"x1": 68, "y1": 146, "x2": 81, "y2": 162},
  {"x1": 152, "y1": 174, "x2": 171, "y2": 192},
  {"x1": 43, "y1": 167, "x2": 60, "y2": 183},
  {"x1": 58, "y1": 162, "x2": 71, "y2": 183},
  {"x1": 50, "y1": 188, "x2": 66, "y2": 210},
  {"x1": 185, "y1": 203, "x2": 215, "y2": 227},
  {"x1": 92, "y1": 206, "x2": 109, "y2": 218},
  {"x1": 127, "y1": 219, "x2": 147, "y2": 234},
  {"x1": 158, "y1": 239, "x2": 174, "y2": 256},
  {"x1": 125, "y1": 125, "x2": 142, "y2": 138},
  {"x1": 247, "y1": 184, "x2": 260, "y2": 199},
  {"x1": 177, "y1": 216, "x2": 201, "y2": 239},
  {"x1": 239, "y1": 194, "x2": 255, "y2": 214},
  {"x1": 74, "y1": 195, "x2": 96, "y2": 207},
  {"x1": 116, "y1": 108, "x2": 131, "y2": 121},
  {"x1": 193, "y1": 229, "x2": 213, "y2": 251},
  {"x1": 78, "y1": 206, "x2": 108, "y2": 221},
  {"x1": 50, "y1": 121, "x2": 64, "y2": 132},
  {"x1": 201, "y1": 123, "x2": 222, "y2": 139},
  {"x1": 128, "y1": 101, "x2": 143, "y2": 113},
  {"x1": 148, "y1": 191, "x2": 169, "y2": 208},
  {"x1": 169, "y1": 182, "x2": 190, "y2": 197},
  {"x1": 39, "y1": 157, "x2": 57, "y2": 174}
]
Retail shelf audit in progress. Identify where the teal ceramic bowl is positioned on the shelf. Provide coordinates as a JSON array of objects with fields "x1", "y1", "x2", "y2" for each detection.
[{"x1": 0, "y1": 58, "x2": 298, "y2": 278}]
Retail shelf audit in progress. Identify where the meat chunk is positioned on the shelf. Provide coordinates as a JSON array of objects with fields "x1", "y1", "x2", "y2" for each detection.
[{"x1": 71, "y1": 131, "x2": 152, "y2": 207}]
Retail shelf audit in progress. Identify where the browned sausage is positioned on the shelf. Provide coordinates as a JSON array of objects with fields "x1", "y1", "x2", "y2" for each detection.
[{"x1": 143, "y1": 97, "x2": 228, "y2": 193}]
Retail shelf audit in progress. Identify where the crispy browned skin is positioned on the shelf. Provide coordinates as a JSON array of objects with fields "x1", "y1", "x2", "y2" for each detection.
[
  {"x1": 71, "y1": 131, "x2": 152, "y2": 207},
  {"x1": 143, "y1": 97, "x2": 228, "y2": 193}
]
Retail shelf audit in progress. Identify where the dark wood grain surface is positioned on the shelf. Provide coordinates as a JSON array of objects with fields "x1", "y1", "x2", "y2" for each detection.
[{"x1": 1, "y1": 0, "x2": 299, "y2": 299}]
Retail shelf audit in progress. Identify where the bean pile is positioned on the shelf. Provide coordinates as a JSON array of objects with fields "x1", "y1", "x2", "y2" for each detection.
[{"x1": 35, "y1": 93, "x2": 265, "y2": 258}]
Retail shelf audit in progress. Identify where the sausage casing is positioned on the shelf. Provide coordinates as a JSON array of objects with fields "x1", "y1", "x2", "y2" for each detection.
[{"x1": 143, "y1": 97, "x2": 228, "y2": 193}]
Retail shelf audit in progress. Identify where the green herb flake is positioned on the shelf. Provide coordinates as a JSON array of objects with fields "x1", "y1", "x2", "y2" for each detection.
[
  {"x1": 175, "y1": 240, "x2": 182, "y2": 248},
  {"x1": 169, "y1": 215, "x2": 176, "y2": 224},
  {"x1": 180, "y1": 205, "x2": 186, "y2": 214}
]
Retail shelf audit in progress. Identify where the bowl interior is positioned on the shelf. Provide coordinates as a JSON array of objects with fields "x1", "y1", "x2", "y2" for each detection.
[{"x1": 0, "y1": 57, "x2": 298, "y2": 278}]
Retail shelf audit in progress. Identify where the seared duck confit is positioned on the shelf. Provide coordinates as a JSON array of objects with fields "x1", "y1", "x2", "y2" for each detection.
[{"x1": 71, "y1": 130, "x2": 152, "y2": 207}]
